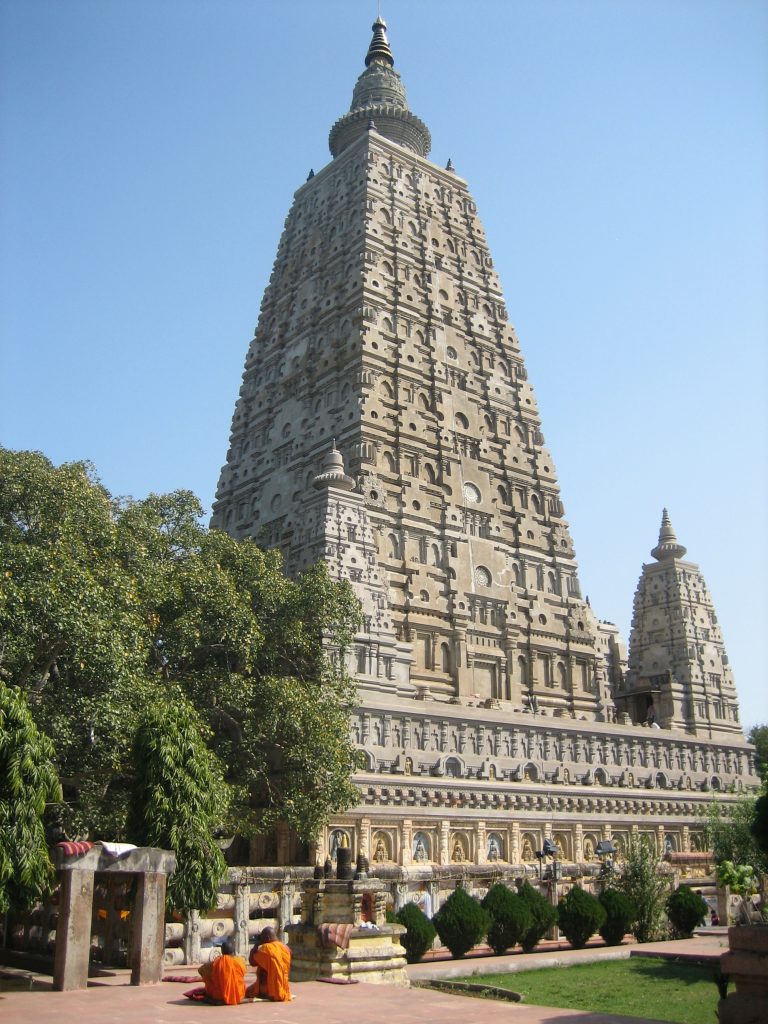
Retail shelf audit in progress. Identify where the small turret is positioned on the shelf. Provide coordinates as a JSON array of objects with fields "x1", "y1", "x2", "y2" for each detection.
[
  {"x1": 651, "y1": 508, "x2": 687, "y2": 561},
  {"x1": 329, "y1": 18, "x2": 431, "y2": 158}
]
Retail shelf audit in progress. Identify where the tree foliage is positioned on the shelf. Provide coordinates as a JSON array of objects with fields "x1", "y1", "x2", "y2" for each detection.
[
  {"x1": 751, "y1": 792, "x2": 768, "y2": 859},
  {"x1": 517, "y1": 880, "x2": 558, "y2": 953},
  {"x1": 665, "y1": 886, "x2": 708, "y2": 939},
  {"x1": 127, "y1": 699, "x2": 228, "y2": 913},
  {"x1": 748, "y1": 724, "x2": 768, "y2": 782},
  {"x1": 557, "y1": 885, "x2": 606, "y2": 949},
  {"x1": 0, "y1": 682, "x2": 62, "y2": 913},
  {"x1": 480, "y1": 882, "x2": 532, "y2": 955},
  {"x1": 598, "y1": 888, "x2": 636, "y2": 946},
  {"x1": 432, "y1": 887, "x2": 490, "y2": 958},
  {"x1": 700, "y1": 796, "x2": 767, "y2": 877},
  {"x1": 0, "y1": 448, "x2": 363, "y2": 860},
  {"x1": 395, "y1": 902, "x2": 437, "y2": 963},
  {"x1": 616, "y1": 837, "x2": 670, "y2": 943}
]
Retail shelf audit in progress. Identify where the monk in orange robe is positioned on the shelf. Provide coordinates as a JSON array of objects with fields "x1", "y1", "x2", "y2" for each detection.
[
  {"x1": 247, "y1": 927, "x2": 292, "y2": 1001},
  {"x1": 198, "y1": 940, "x2": 246, "y2": 1005}
]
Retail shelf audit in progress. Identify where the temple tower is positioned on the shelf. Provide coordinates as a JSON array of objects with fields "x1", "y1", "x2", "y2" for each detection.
[
  {"x1": 617, "y1": 510, "x2": 743, "y2": 738},
  {"x1": 212, "y1": 18, "x2": 759, "y2": 870},
  {"x1": 212, "y1": 18, "x2": 608, "y2": 719}
]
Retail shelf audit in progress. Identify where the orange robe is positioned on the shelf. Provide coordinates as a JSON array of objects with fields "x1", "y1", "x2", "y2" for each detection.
[
  {"x1": 198, "y1": 954, "x2": 246, "y2": 1005},
  {"x1": 250, "y1": 940, "x2": 292, "y2": 1001}
]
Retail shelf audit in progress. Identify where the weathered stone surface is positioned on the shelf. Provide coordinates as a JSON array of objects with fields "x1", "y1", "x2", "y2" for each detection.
[{"x1": 211, "y1": 18, "x2": 760, "y2": 870}]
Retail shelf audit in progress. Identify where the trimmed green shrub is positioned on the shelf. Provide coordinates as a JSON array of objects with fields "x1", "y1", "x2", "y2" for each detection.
[
  {"x1": 557, "y1": 885, "x2": 606, "y2": 949},
  {"x1": 395, "y1": 902, "x2": 437, "y2": 963},
  {"x1": 598, "y1": 888, "x2": 636, "y2": 946},
  {"x1": 517, "y1": 880, "x2": 558, "y2": 953},
  {"x1": 432, "y1": 886, "x2": 491, "y2": 958},
  {"x1": 666, "y1": 886, "x2": 708, "y2": 938},
  {"x1": 481, "y1": 882, "x2": 532, "y2": 955}
]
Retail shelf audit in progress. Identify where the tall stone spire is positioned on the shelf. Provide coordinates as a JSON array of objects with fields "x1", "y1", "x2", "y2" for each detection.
[
  {"x1": 365, "y1": 15, "x2": 394, "y2": 67},
  {"x1": 651, "y1": 508, "x2": 687, "y2": 561},
  {"x1": 619, "y1": 512, "x2": 742, "y2": 737},
  {"x1": 329, "y1": 18, "x2": 431, "y2": 158},
  {"x1": 211, "y1": 15, "x2": 760, "y2": 876},
  {"x1": 213, "y1": 17, "x2": 605, "y2": 718}
]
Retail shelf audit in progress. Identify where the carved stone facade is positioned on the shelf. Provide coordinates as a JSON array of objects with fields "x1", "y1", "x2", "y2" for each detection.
[
  {"x1": 211, "y1": 19, "x2": 759, "y2": 866},
  {"x1": 617, "y1": 510, "x2": 743, "y2": 739}
]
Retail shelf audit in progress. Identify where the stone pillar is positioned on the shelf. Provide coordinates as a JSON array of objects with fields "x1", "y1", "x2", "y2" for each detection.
[
  {"x1": 574, "y1": 823, "x2": 584, "y2": 863},
  {"x1": 130, "y1": 871, "x2": 167, "y2": 985},
  {"x1": 428, "y1": 880, "x2": 440, "y2": 917},
  {"x1": 439, "y1": 821, "x2": 450, "y2": 866},
  {"x1": 682, "y1": 825, "x2": 691, "y2": 853},
  {"x1": 185, "y1": 909, "x2": 202, "y2": 966},
  {"x1": 510, "y1": 822, "x2": 520, "y2": 864},
  {"x1": 401, "y1": 819, "x2": 413, "y2": 866},
  {"x1": 278, "y1": 881, "x2": 296, "y2": 942},
  {"x1": 233, "y1": 881, "x2": 250, "y2": 958},
  {"x1": 54, "y1": 868, "x2": 95, "y2": 991},
  {"x1": 394, "y1": 883, "x2": 409, "y2": 912},
  {"x1": 359, "y1": 817, "x2": 371, "y2": 859},
  {"x1": 719, "y1": 926, "x2": 768, "y2": 1024},
  {"x1": 475, "y1": 821, "x2": 486, "y2": 864}
]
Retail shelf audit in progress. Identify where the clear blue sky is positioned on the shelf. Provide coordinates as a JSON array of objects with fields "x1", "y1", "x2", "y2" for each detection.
[{"x1": 1, "y1": 1, "x2": 766, "y2": 730}]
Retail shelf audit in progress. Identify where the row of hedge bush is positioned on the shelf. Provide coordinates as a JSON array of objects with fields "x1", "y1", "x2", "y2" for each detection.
[{"x1": 395, "y1": 882, "x2": 707, "y2": 962}]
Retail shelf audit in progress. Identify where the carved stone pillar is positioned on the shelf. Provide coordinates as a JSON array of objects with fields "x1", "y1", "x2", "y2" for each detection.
[
  {"x1": 511, "y1": 822, "x2": 521, "y2": 864},
  {"x1": 278, "y1": 881, "x2": 296, "y2": 941},
  {"x1": 428, "y1": 879, "x2": 440, "y2": 916},
  {"x1": 185, "y1": 909, "x2": 202, "y2": 967},
  {"x1": 233, "y1": 880, "x2": 251, "y2": 958},
  {"x1": 439, "y1": 820, "x2": 450, "y2": 866},
  {"x1": 574, "y1": 823, "x2": 584, "y2": 862},
  {"x1": 394, "y1": 882, "x2": 409, "y2": 912},
  {"x1": 475, "y1": 821, "x2": 486, "y2": 864},
  {"x1": 401, "y1": 819, "x2": 413, "y2": 866},
  {"x1": 359, "y1": 817, "x2": 371, "y2": 859}
]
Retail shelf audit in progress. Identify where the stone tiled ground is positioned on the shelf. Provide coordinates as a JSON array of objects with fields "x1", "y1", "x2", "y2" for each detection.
[{"x1": 0, "y1": 934, "x2": 726, "y2": 1024}]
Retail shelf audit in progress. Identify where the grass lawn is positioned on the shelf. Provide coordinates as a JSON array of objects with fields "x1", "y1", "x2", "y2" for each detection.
[{"x1": 473, "y1": 957, "x2": 720, "y2": 1024}]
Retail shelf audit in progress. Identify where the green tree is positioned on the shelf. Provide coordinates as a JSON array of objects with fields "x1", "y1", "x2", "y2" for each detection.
[
  {"x1": 751, "y1": 791, "x2": 768, "y2": 859},
  {"x1": 0, "y1": 682, "x2": 62, "y2": 913},
  {"x1": 395, "y1": 902, "x2": 436, "y2": 963},
  {"x1": 127, "y1": 698, "x2": 229, "y2": 913},
  {"x1": 700, "y1": 797, "x2": 767, "y2": 876},
  {"x1": 0, "y1": 448, "x2": 363, "y2": 847},
  {"x1": 598, "y1": 888, "x2": 636, "y2": 946},
  {"x1": 481, "y1": 882, "x2": 532, "y2": 955},
  {"x1": 557, "y1": 885, "x2": 606, "y2": 949},
  {"x1": 748, "y1": 724, "x2": 768, "y2": 782},
  {"x1": 616, "y1": 837, "x2": 670, "y2": 943},
  {"x1": 517, "y1": 880, "x2": 558, "y2": 953},
  {"x1": 665, "y1": 886, "x2": 708, "y2": 938},
  {"x1": 432, "y1": 887, "x2": 490, "y2": 958}
]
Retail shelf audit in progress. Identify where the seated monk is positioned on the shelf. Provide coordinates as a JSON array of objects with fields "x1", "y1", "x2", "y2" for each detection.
[
  {"x1": 198, "y1": 940, "x2": 246, "y2": 1005},
  {"x1": 246, "y1": 926, "x2": 292, "y2": 1001}
]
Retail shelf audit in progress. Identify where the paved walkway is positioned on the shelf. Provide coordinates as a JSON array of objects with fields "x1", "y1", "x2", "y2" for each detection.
[{"x1": 0, "y1": 934, "x2": 727, "y2": 1024}]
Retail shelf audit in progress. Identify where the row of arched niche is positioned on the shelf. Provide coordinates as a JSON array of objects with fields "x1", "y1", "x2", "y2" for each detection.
[{"x1": 328, "y1": 827, "x2": 701, "y2": 866}]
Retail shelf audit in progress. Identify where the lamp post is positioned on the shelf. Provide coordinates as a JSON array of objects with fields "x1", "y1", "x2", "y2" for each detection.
[
  {"x1": 542, "y1": 837, "x2": 561, "y2": 882},
  {"x1": 595, "y1": 839, "x2": 617, "y2": 880}
]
